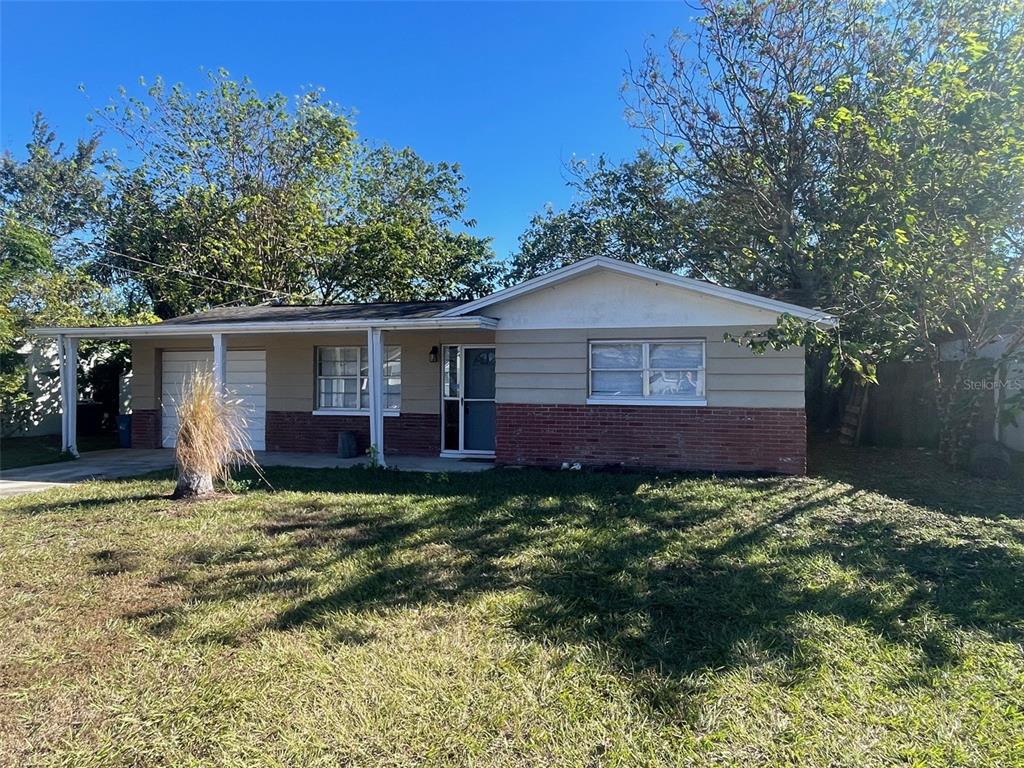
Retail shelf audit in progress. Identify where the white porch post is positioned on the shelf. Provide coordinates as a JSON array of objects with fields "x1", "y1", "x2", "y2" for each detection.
[
  {"x1": 212, "y1": 333, "x2": 226, "y2": 396},
  {"x1": 367, "y1": 326, "x2": 386, "y2": 467},
  {"x1": 58, "y1": 334, "x2": 79, "y2": 457}
]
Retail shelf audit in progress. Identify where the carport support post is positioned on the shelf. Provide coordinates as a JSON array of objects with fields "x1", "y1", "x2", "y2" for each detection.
[
  {"x1": 367, "y1": 327, "x2": 386, "y2": 467},
  {"x1": 58, "y1": 334, "x2": 79, "y2": 457},
  {"x1": 212, "y1": 333, "x2": 226, "y2": 396}
]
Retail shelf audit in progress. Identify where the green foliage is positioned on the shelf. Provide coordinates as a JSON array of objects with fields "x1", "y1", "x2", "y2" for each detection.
[
  {"x1": 825, "y1": 0, "x2": 1024, "y2": 460},
  {"x1": 4, "y1": 73, "x2": 501, "y2": 432},
  {"x1": 98, "y1": 72, "x2": 357, "y2": 316},
  {"x1": 364, "y1": 442, "x2": 381, "y2": 468},
  {"x1": 0, "y1": 267, "x2": 153, "y2": 435},
  {"x1": 0, "y1": 112, "x2": 103, "y2": 265},
  {"x1": 510, "y1": 153, "x2": 690, "y2": 282},
  {"x1": 621, "y1": 0, "x2": 890, "y2": 307},
  {"x1": 99, "y1": 71, "x2": 498, "y2": 317},
  {"x1": 517, "y1": 0, "x2": 893, "y2": 376},
  {"x1": 316, "y1": 144, "x2": 502, "y2": 302},
  {"x1": 518, "y1": 0, "x2": 1024, "y2": 462},
  {"x1": 0, "y1": 117, "x2": 144, "y2": 435},
  {"x1": 0, "y1": 217, "x2": 52, "y2": 278}
]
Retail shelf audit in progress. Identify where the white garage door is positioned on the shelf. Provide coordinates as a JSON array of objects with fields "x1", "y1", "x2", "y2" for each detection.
[{"x1": 161, "y1": 350, "x2": 266, "y2": 450}]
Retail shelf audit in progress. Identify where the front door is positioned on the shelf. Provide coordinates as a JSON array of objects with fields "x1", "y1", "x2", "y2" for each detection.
[{"x1": 441, "y1": 345, "x2": 496, "y2": 455}]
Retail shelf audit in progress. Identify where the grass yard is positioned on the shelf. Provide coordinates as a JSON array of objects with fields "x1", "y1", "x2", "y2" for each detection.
[{"x1": 1, "y1": 445, "x2": 1022, "y2": 767}]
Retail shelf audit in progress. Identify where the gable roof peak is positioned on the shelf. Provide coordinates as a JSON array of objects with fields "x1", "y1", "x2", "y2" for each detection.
[{"x1": 441, "y1": 256, "x2": 837, "y2": 326}]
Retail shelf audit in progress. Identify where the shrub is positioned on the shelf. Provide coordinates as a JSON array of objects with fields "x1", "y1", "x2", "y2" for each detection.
[{"x1": 171, "y1": 370, "x2": 259, "y2": 499}]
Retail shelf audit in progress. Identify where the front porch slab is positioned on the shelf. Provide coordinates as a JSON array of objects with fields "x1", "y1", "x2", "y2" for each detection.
[{"x1": 257, "y1": 452, "x2": 494, "y2": 473}]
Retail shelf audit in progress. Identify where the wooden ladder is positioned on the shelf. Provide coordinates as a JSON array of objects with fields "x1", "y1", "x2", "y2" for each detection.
[{"x1": 839, "y1": 384, "x2": 870, "y2": 446}]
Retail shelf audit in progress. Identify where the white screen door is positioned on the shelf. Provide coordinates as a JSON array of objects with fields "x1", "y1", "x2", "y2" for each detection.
[{"x1": 441, "y1": 345, "x2": 496, "y2": 455}]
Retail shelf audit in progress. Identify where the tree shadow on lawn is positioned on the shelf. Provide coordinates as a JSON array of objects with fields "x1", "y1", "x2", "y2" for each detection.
[
  {"x1": 134, "y1": 464, "x2": 1024, "y2": 710},
  {"x1": 7, "y1": 485, "x2": 172, "y2": 517},
  {"x1": 811, "y1": 442, "x2": 1024, "y2": 519}
]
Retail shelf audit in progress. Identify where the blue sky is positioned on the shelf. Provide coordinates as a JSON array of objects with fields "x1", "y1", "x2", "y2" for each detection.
[{"x1": 1, "y1": 1, "x2": 689, "y2": 261}]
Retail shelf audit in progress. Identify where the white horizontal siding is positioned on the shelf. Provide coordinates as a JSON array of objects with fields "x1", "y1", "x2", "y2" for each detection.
[
  {"x1": 497, "y1": 372, "x2": 587, "y2": 390},
  {"x1": 708, "y1": 391, "x2": 804, "y2": 408},
  {"x1": 706, "y1": 357, "x2": 803, "y2": 374},
  {"x1": 704, "y1": 375, "x2": 804, "y2": 392},
  {"x1": 496, "y1": 357, "x2": 588, "y2": 374},
  {"x1": 495, "y1": 327, "x2": 804, "y2": 409}
]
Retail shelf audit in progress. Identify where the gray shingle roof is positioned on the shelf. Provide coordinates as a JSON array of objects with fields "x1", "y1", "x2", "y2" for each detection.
[{"x1": 160, "y1": 300, "x2": 468, "y2": 326}]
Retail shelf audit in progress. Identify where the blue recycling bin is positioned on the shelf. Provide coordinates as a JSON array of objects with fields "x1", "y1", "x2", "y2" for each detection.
[{"x1": 117, "y1": 414, "x2": 132, "y2": 448}]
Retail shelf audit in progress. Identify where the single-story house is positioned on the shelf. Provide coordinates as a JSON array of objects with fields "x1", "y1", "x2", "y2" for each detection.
[{"x1": 31, "y1": 256, "x2": 835, "y2": 474}]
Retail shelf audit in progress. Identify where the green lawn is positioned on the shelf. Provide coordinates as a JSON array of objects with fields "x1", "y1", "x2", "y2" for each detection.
[
  {"x1": 1, "y1": 446, "x2": 1022, "y2": 767},
  {"x1": 1, "y1": 433, "x2": 120, "y2": 470}
]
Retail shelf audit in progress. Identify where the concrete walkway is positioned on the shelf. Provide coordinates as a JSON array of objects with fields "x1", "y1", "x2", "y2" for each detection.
[
  {"x1": 0, "y1": 449, "x2": 492, "y2": 498},
  {"x1": 0, "y1": 449, "x2": 175, "y2": 497}
]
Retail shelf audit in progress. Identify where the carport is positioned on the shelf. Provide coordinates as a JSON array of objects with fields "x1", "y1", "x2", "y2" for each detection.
[{"x1": 29, "y1": 311, "x2": 496, "y2": 467}]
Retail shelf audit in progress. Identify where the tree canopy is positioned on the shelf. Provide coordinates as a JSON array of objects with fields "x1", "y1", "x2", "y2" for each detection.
[
  {"x1": 513, "y1": 0, "x2": 1024, "y2": 461},
  {"x1": 0, "y1": 116, "x2": 141, "y2": 434},
  {"x1": 1, "y1": 72, "x2": 501, "y2": 431},
  {"x1": 510, "y1": 153, "x2": 692, "y2": 283},
  {"x1": 98, "y1": 72, "x2": 499, "y2": 318}
]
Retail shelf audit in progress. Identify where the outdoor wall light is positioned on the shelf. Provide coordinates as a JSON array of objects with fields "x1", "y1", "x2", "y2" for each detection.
[{"x1": 429, "y1": 346, "x2": 439, "y2": 363}]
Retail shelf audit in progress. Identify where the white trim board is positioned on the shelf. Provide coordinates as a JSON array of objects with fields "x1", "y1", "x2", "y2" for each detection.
[
  {"x1": 29, "y1": 315, "x2": 497, "y2": 339},
  {"x1": 312, "y1": 409, "x2": 401, "y2": 417},
  {"x1": 586, "y1": 398, "x2": 708, "y2": 407}
]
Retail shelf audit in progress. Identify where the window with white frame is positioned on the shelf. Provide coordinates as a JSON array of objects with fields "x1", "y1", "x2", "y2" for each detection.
[
  {"x1": 317, "y1": 346, "x2": 401, "y2": 411},
  {"x1": 589, "y1": 340, "x2": 705, "y2": 402}
]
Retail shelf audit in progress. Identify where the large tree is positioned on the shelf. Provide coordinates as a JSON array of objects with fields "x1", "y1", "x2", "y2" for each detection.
[
  {"x1": 516, "y1": 0, "x2": 886, "y2": 306},
  {"x1": 0, "y1": 113, "x2": 104, "y2": 267},
  {"x1": 99, "y1": 72, "x2": 498, "y2": 318},
  {"x1": 312, "y1": 144, "x2": 503, "y2": 303},
  {"x1": 827, "y1": 0, "x2": 1024, "y2": 462},
  {"x1": 0, "y1": 115, "x2": 139, "y2": 435},
  {"x1": 514, "y1": 0, "x2": 1024, "y2": 463}
]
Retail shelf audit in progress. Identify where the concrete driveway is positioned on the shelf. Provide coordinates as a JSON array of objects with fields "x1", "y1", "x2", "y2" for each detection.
[
  {"x1": 0, "y1": 449, "x2": 175, "y2": 497},
  {"x1": 0, "y1": 449, "x2": 492, "y2": 497}
]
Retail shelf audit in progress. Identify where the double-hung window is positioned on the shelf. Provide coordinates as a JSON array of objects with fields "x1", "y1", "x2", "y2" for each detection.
[
  {"x1": 316, "y1": 346, "x2": 401, "y2": 412},
  {"x1": 589, "y1": 340, "x2": 705, "y2": 404}
]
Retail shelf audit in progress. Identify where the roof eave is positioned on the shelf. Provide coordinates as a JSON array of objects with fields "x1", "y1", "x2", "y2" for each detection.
[{"x1": 28, "y1": 314, "x2": 499, "y2": 339}]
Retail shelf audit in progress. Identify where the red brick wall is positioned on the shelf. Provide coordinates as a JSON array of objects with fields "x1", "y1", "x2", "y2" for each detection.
[
  {"x1": 265, "y1": 411, "x2": 439, "y2": 456},
  {"x1": 385, "y1": 413, "x2": 440, "y2": 456},
  {"x1": 131, "y1": 409, "x2": 161, "y2": 449},
  {"x1": 495, "y1": 403, "x2": 806, "y2": 474}
]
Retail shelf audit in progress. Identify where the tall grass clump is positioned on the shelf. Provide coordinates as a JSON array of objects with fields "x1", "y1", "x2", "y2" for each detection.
[{"x1": 171, "y1": 370, "x2": 259, "y2": 499}]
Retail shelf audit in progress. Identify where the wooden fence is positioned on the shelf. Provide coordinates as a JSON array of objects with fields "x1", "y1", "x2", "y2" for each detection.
[{"x1": 859, "y1": 361, "x2": 996, "y2": 448}]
